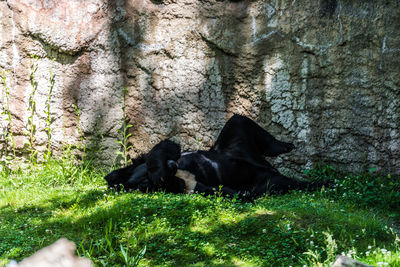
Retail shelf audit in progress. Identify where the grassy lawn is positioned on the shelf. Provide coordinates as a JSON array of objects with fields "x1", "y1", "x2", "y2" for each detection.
[{"x1": 1, "y1": 160, "x2": 399, "y2": 266}]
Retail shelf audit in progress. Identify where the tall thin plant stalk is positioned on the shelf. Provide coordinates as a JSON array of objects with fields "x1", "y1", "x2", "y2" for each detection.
[
  {"x1": 0, "y1": 69, "x2": 16, "y2": 163},
  {"x1": 26, "y1": 55, "x2": 39, "y2": 162},
  {"x1": 116, "y1": 86, "x2": 133, "y2": 165},
  {"x1": 44, "y1": 59, "x2": 55, "y2": 158}
]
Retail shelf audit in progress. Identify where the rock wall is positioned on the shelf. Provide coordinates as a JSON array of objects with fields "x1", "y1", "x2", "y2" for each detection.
[{"x1": 0, "y1": 0, "x2": 399, "y2": 174}]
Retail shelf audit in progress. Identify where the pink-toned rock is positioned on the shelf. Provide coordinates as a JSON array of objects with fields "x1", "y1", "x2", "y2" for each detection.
[
  {"x1": 8, "y1": 0, "x2": 109, "y2": 54},
  {"x1": 0, "y1": 0, "x2": 399, "y2": 174},
  {"x1": 15, "y1": 238, "x2": 93, "y2": 267}
]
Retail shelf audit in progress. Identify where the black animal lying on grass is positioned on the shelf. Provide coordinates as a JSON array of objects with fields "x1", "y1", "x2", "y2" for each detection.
[{"x1": 105, "y1": 114, "x2": 329, "y2": 200}]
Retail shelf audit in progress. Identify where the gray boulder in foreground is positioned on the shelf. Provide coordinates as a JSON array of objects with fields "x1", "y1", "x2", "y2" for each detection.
[
  {"x1": 7, "y1": 238, "x2": 93, "y2": 267},
  {"x1": 331, "y1": 255, "x2": 374, "y2": 267}
]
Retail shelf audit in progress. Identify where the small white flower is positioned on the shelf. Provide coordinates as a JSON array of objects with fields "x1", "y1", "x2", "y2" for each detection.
[
  {"x1": 365, "y1": 251, "x2": 370, "y2": 256},
  {"x1": 262, "y1": 229, "x2": 266, "y2": 233},
  {"x1": 368, "y1": 245, "x2": 372, "y2": 249}
]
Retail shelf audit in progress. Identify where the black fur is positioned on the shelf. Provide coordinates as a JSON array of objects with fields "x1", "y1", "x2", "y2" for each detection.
[
  {"x1": 146, "y1": 139, "x2": 181, "y2": 185},
  {"x1": 211, "y1": 114, "x2": 295, "y2": 167},
  {"x1": 105, "y1": 114, "x2": 328, "y2": 200},
  {"x1": 104, "y1": 154, "x2": 157, "y2": 192}
]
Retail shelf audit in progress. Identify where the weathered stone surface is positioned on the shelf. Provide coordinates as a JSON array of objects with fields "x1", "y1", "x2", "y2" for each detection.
[
  {"x1": 0, "y1": 0, "x2": 399, "y2": 174},
  {"x1": 331, "y1": 255, "x2": 374, "y2": 267},
  {"x1": 8, "y1": 238, "x2": 93, "y2": 267}
]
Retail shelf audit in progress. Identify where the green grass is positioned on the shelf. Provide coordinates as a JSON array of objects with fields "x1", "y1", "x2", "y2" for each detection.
[{"x1": 1, "y1": 161, "x2": 399, "y2": 266}]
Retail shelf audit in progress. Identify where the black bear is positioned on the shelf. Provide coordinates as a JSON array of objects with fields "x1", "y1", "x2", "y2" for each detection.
[
  {"x1": 104, "y1": 140, "x2": 184, "y2": 193},
  {"x1": 105, "y1": 114, "x2": 326, "y2": 200}
]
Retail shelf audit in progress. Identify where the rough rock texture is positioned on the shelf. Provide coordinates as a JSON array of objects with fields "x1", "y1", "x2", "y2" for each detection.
[
  {"x1": 8, "y1": 238, "x2": 93, "y2": 267},
  {"x1": 331, "y1": 255, "x2": 374, "y2": 267},
  {"x1": 0, "y1": 0, "x2": 399, "y2": 174}
]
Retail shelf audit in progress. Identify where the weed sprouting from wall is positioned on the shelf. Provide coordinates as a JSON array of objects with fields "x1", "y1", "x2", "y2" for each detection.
[
  {"x1": 0, "y1": 69, "x2": 16, "y2": 165},
  {"x1": 26, "y1": 55, "x2": 39, "y2": 162},
  {"x1": 116, "y1": 86, "x2": 133, "y2": 166},
  {"x1": 44, "y1": 59, "x2": 55, "y2": 158},
  {"x1": 1, "y1": 57, "x2": 126, "y2": 166}
]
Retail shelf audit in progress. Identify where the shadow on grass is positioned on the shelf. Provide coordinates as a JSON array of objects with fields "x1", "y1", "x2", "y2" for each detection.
[{"x1": 1, "y1": 188, "x2": 397, "y2": 266}]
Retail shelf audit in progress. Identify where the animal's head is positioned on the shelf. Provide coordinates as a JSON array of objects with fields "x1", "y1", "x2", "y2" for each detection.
[
  {"x1": 146, "y1": 139, "x2": 181, "y2": 185},
  {"x1": 104, "y1": 154, "x2": 157, "y2": 192}
]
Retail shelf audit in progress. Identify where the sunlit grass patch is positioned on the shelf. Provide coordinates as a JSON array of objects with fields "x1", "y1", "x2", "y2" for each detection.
[{"x1": 1, "y1": 162, "x2": 399, "y2": 266}]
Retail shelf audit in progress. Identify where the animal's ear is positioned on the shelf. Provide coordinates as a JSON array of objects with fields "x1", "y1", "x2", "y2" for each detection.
[{"x1": 167, "y1": 160, "x2": 178, "y2": 170}]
